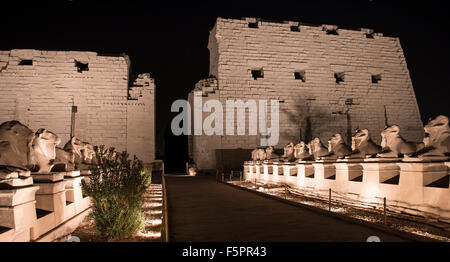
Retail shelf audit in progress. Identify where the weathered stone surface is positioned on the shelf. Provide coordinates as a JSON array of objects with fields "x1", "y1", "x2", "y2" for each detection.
[
  {"x1": 0, "y1": 50, "x2": 155, "y2": 164},
  {"x1": 190, "y1": 17, "x2": 423, "y2": 170}
]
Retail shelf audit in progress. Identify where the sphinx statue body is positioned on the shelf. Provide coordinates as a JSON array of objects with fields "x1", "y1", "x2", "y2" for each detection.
[
  {"x1": 282, "y1": 142, "x2": 296, "y2": 162},
  {"x1": 308, "y1": 137, "x2": 329, "y2": 160},
  {"x1": 346, "y1": 129, "x2": 381, "y2": 158},
  {"x1": 62, "y1": 137, "x2": 97, "y2": 170},
  {"x1": 251, "y1": 148, "x2": 266, "y2": 161},
  {"x1": 0, "y1": 121, "x2": 60, "y2": 174},
  {"x1": 294, "y1": 141, "x2": 312, "y2": 161},
  {"x1": 265, "y1": 146, "x2": 280, "y2": 161},
  {"x1": 377, "y1": 125, "x2": 424, "y2": 158},
  {"x1": 411, "y1": 115, "x2": 450, "y2": 157},
  {"x1": 321, "y1": 133, "x2": 352, "y2": 159}
]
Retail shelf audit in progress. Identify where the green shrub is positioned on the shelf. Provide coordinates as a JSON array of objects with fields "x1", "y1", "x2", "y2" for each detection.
[{"x1": 81, "y1": 145, "x2": 152, "y2": 240}]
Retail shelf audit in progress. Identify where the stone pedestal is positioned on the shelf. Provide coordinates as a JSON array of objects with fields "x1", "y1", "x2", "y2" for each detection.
[
  {"x1": 296, "y1": 163, "x2": 315, "y2": 188},
  {"x1": 0, "y1": 185, "x2": 39, "y2": 231},
  {"x1": 283, "y1": 163, "x2": 297, "y2": 187},
  {"x1": 0, "y1": 167, "x2": 40, "y2": 241},
  {"x1": 32, "y1": 172, "x2": 66, "y2": 227},
  {"x1": 263, "y1": 163, "x2": 273, "y2": 176},
  {"x1": 312, "y1": 162, "x2": 336, "y2": 191},
  {"x1": 396, "y1": 162, "x2": 448, "y2": 205},
  {"x1": 65, "y1": 176, "x2": 84, "y2": 206},
  {"x1": 359, "y1": 162, "x2": 400, "y2": 201},
  {"x1": 255, "y1": 164, "x2": 261, "y2": 176},
  {"x1": 271, "y1": 163, "x2": 284, "y2": 183},
  {"x1": 0, "y1": 195, "x2": 38, "y2": 230},
  {"x1": 334, "y1": 162, "x2": 363, "y2": 195}
]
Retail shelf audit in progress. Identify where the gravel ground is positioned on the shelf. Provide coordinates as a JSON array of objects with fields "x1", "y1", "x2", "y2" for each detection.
[{"x1": 235, "y1": 181, "x2": 450, "y2": 242}]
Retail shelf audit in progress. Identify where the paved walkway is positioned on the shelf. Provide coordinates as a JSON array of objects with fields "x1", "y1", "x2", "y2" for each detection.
[{"x1": 165, "y1": 175, "x2": 410, "y2": 242}]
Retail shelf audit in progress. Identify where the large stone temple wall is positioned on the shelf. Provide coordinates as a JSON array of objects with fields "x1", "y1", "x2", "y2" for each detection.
[
  {"x1": 189, "y1": 17, "x2": 423, "y2": 170},
  {"x1": 0, "y1": 49, "x2": 155, "y2": 163}
]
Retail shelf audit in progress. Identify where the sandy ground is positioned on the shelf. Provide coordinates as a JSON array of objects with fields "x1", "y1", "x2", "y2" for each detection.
[{"x1": 165, "y1": 175, "x2": 411, "y2": 242}]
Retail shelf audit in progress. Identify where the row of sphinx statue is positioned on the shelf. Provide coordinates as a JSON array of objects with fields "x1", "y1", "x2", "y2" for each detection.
[
  {"x1": 251, "y1": 115, "x2": 450, "y2": 162},
  {"x1": 0, "y1": 120, "x2": 112, "y2": 174}
]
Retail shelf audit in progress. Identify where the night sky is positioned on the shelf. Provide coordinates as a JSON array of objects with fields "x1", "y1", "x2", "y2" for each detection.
[{"x1": 1, "y1": 0, "x2": 449, "y2": 170}]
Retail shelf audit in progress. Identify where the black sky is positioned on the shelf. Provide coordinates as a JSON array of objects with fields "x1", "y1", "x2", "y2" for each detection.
[{"x1": 1, "y1": 0, "x2": 449, "y2": 167}]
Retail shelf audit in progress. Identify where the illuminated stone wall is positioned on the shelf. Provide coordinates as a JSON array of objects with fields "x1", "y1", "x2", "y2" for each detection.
[
  {"x1": 0, "y1": 49, "x2": 155, "y2": 163},
  {"x1": 190, "y1": 17, "x2": 423, "y2": 170}
]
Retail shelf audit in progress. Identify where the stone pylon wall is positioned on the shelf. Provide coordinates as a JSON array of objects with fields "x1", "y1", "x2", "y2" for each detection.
[
  {"x1": 191, "y1": 17, "x2": 423, "y2": 170},
  {"x1": 0, "y1": 49, "x2": 155, "y2": 163}
]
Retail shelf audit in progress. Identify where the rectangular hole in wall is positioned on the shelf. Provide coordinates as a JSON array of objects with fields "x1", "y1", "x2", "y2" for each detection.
[
  {"x1": 267, "y1": 166, "x2": 273, "y2": 175},
  {"x1": 290, "y1": 167, "x2": 297, "y2": 176},
  {"x1": 19, "y1": 59, "x2": 33, "y2": 66},
  {"x1": 350, "y1": 175, "x2": 363, "y2": 182},
  {"x1": 294, "y1": 70, "x2": 306, "y2": 82},
  {"x1": 251, "y1": 68, "x2": 264, "y2": 80},
  {"x1": 382, "y1": 175, "x2": 400, "y2": 185},
  {"x1": 372, "y1": 74, "x2": 382, "y2": 83},
  {"x1": 335, "y1": 72, "x2": 345, "y2": 84},
  {"x1": 306, "y1": 172, "x2": 314, "y2": 178},
  {"x1": 290, "y1": 25, "x2": 300, "y2": 32},
  {"x1": 248, "y1": 22, "x2": 259, "y2": 28},
  {"x1": 75, "y1": 60, "x2": 89, "y2": 73},
  {"x1": 424, "y1": 174, "x2": 449, "y2": 188},
  {"x1": 325, "y1": 28, "x2": 339, "y2": 35},
  {"x1": 36, "y1": 208, "x2": 52, "y2": 219},
  {"x1": 324, "y1": 166, "x2": 336, "y2": 180},
  {"x1": 380, "y1": 171, "x2": 400, "y2": 185},
  {"x1": 348, "y1": 166, "x2": 363, "y2": 182}
]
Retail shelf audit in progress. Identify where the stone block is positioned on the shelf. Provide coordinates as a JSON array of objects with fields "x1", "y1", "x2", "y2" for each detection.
[
  {"x1": 0, "y1": 186, "x2": 39, "y2": 207},
  {"x1": 0, "y1": 227, "x2": 31, "y2": 242},
  {"x1": 0, "y1": 167, "x2": 30, "y2": 180},
  {"x1": 0, "y1": 177, "x2": 33, "y2": 188},
  {"x1": 30, "y1": 211, "x2": 56, "y2": 241},
  {"x1": 32, "y1": 172, "x2": 64, "y2": 183},
  {"x1": 35, "y1": 181, "x2": 66, "y2": 195},
  {"x1": 0, "y1": 200, "x2": 37, "y2": 230}
]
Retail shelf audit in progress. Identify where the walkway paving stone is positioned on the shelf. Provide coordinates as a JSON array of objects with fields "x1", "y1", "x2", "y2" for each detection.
[{"x1": 166, "y1": 175, "x2": 410, "y2": 242}]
